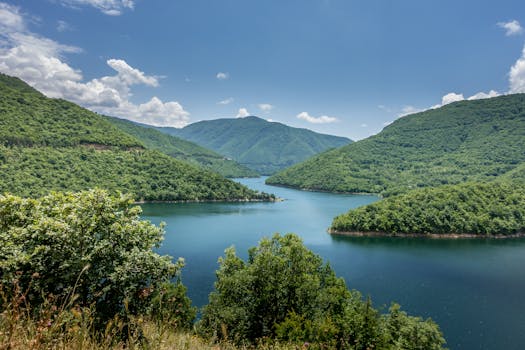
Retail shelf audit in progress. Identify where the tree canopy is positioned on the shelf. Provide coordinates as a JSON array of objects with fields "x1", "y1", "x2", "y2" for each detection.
[{"x1": 199, "y1": 233, "x2": 446, "y2": 349}]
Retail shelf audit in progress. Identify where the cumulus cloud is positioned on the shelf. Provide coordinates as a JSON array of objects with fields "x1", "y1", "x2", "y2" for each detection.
[
  {"x1": 509, "y1": 46, "x2": 525, "y2": 93},
  {"x1": 57, "y1": 0, "x2": 134, "y2": 16},
  {"x1": 498, "y1": 20, "x2": 523, "y2": 36},
  {"x1": 218, "y1": 97, "x2": 234, "y2": 105},
  {"x1": 236, "y1": 108, "x2": 250, "y2": 118},
  {"x1": 0, "y1": 2, "x2": 189, "y2": 127},
  {"x1": 441, "y1": 92, "x2": 464, "y2": 105},
  {"x1": 296, "y1": 112, "x2": 338, "y2": 124},
  {"x1": 258, "y1": 103, "x2": 274, "y2": 112},
  {"x1": 216, "y1": 72, "x2": 229, "y2": 80},
  {"x1": 467, "y1": 90, "x2": 500, "y2": 100}
]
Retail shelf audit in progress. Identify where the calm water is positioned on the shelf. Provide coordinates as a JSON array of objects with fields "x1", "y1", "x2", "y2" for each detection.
[{"x1": 142, "y1": 177, "x2": 525, "y2": 350}]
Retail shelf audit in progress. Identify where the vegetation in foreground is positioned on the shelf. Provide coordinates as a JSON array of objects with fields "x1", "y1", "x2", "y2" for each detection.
[
  {"x1": 0, "y1": 73, "x2": 270, "y2": 201},
  {"x1": 331, "y1": 182, "x2": 525, "y2": 236},
  {"x1": 267, "y1": 94, "x2": 525, "y2": 196},
  {"x1": 158, "y1": 116, "x2": 352, "y2": 175},
  {"x1": 1, "y1": 190, "x2": 446, "y2": 349}
]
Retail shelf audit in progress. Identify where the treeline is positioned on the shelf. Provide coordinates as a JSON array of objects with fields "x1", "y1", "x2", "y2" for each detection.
[
  {"x1": 0, "y1": 190, "x2": 446, "y2": 349},
  {"x1": 0, "y1": 146, "x2": 272, "y2": 201},
  {"x1": 331, "y1": 181, "x2": 525, "y2": 236}
]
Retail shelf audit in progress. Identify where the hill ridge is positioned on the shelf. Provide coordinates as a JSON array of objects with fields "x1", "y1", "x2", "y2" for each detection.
[{"x1": 156, "y1": 115, "x2": 352, "y2": 175}]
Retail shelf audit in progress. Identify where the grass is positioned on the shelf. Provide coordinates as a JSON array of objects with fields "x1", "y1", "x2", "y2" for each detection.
[{"x1": 0, "y1": 283, "x2": 298, "y2": 350}]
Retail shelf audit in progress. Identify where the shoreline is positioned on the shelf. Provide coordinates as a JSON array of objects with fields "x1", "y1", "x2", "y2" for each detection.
[
  {"x1": 134, "y1": 197, "x2": 283, "y2": 204},
  {"x1": 328, "y1": 229, "x2": 525, "y2": 239},
  {"x1": 264, "y1": 182, "x2": 381, "y2": 197}
]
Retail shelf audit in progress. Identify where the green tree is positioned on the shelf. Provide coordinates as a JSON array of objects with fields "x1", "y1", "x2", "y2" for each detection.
[
  {"x1": 0, "y1": 189, "x2": 194, "y2": 329},
  {"x1": 198, "y1": 233, "x2": 446, "y2": 349}
]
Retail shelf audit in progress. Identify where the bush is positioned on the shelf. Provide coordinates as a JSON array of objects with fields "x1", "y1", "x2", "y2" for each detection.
[{"x1": 0, "y1": 189, "x2": 194, "y2": 330}]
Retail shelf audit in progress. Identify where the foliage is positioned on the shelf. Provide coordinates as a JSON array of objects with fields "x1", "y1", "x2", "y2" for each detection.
[
  {"x1": 267, "y1": 94, "x2": 525, "y2": 195},
  {"x1": 0, "y1": 145, "x2": 273, "y2": 201},
  {"x1": 158, "y1": 116, "x2": 351, "y2": 175},
  {"x1": 331, "y1": 182, "x2": 525, "y2": 235},
  {"x1": 105, "y1": 116, "x2": 259, "y2": 178},
  {"x1": 0, "y1": 73, "x2": 273, "y2": 201},
  {"x1": 0, "y1": 189, "x2": 194, "y2": 329},
  {"x1": 199, "y1": 233, "x2": 446, "y2": 349}
]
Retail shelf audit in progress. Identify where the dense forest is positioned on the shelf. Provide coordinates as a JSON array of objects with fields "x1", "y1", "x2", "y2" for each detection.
[
  {"x1": 0, "y1": 190, "x2": 446, "y2": 349},
  {"x1": 267, "y1": 94, "x2": 525, "y2": 195},
  {"x1": 105, "y1": 117, "x2": 258, "y2": 178},
  {"x1": 330, "y1": 182, "x2": 525, "y2": 236},
  {"x1": 0, "y1": 73, "x2": 271, "y2": 201},
  {"x1": 158, "y1": 116, "x2": 352, "y2": 174}
]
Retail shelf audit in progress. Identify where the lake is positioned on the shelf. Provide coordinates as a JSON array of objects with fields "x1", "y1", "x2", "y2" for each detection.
[{"x1": 142, "y1": 177, "x2": 525, "y2": 350}]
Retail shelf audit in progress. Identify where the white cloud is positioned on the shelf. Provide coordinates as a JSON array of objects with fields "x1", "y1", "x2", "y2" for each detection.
[
  {"x1": 236, "y1": 108, "x2": 250, "y2": 118},
  {"x1": 498, "y1": 20, "x2": 523, "y2": 36},
  {"x1": 56, "y1": 20, "x2": 73, "y2": 32},
  {"x1": 57, "y1": 0, "x2": 134, "y2": 16},
  {"x1": 258, "y1": 103, "x2": 274, "y2": 112},
  {"x1": 360, "y1": 123, "x2": 368, "y2": 128},
  {"x1": 216, "y1": 72, "x2": 229, "y2": 80},
  {"x1": 382, "y1": 120, "x2": 393, "y2": 126},
  {"x1": 218, "y1": 97, "x2": 234, "y2": 105},
  {"x1": 441, "y1": 92, "x2": 464, "y2": 105},
  {"x1": 296, "y1": 112, "x2": 338, "y2": 124},
  {"x1": 509, "y1": 46, "x2": 525, "y2": 93},
  {"x1": 467, "y1": 90, "x2": 500, "y2": 100},
  {"x1": 0, "y1": 3, "x2": 189, "y2": 127},
  {"x1": 0, "y1": 3, "x2": 24, "y2": 32}
]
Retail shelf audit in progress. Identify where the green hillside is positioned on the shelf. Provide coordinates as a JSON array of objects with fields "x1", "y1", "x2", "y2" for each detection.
[
  {"x1": 330, "y1": 182, "x2": 525, "y2": 236},
  {"x1": 157, "y1": 116, "x2": 352, "y2": 175},
  {"x1": 0, "y1": 73, "x2": 272, "y2": 201},
  {"x1": 105, "y1": 117, "x2": 258, "y2": 178},
  {"x1": 267, "y1": 94, "x2": 525, "y2": 195}
]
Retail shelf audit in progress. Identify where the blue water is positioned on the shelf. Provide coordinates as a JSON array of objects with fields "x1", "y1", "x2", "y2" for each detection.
[{"x1": 141, "y1": 177, "x2": 525, "y2": 350}]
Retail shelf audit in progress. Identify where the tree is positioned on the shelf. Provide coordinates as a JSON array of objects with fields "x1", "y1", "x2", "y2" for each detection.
[
  {"x1": 0, "y1": 189, "x2": 194, "y2": 328},
  {"x1": 198, "y1": 233, "x2": 446, "y2": 349}
]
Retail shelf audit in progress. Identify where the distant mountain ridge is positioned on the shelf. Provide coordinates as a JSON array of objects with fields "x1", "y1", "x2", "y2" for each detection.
[
  {"x1": 156, "y1": 116, "x2": 352, "y2": 175},
  {"x1": 267, "y1": 94, "x2": 525, "y2": 195},
  {"x1": 0, "y1": 73, "x2": 271, "y2": 201},
  {"x1": 104, "y1": 117, "x2": 258, "y2": 178}
]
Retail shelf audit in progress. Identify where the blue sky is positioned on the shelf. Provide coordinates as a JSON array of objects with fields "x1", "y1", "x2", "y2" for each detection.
[{"x1": 1, "y1": 0, "x2": 525, "y2": 140}]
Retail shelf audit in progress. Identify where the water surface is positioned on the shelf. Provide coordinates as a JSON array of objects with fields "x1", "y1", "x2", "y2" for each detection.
[{"x1": 142, "y1": 177, "x2": 525, "y2": 350}]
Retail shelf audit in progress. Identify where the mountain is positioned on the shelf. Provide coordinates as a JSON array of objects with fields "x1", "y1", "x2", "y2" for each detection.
[
  {"x1": 104, "y1": 117, "x2": 258, "y2": 178},
  {"x1": 156, "y1": 116, "x2": 352, "y2": 175},
  {"x1": 267, "y1": 94, "x2": 525, "y2": 195},
  {"x1": 0, "y1": 73, "x2": 272, "y2": 201}
]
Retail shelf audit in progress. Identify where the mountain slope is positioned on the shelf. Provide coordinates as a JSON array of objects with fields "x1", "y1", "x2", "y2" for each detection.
[
  {"x1": 0, "y1": 73, "x2": 271, "y2": 201},
  {"x1": 157, "y1": 116, "x2": 352, "y2": 175},
  {"x1": 267, "y1": 94, "x2": 525, "y2": 195},
  {"x1": 104, "y1": 117, "x2": 258, "y2": 178}
]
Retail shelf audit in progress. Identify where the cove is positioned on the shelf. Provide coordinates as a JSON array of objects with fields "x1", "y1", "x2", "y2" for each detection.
[{"x1": 141, "y1": 177, "x2": 525, "y2": 350}]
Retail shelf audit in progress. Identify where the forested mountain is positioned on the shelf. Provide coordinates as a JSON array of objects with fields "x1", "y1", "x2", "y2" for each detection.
[
  {"x1": 105, "y1": 117, "x2": 258, "y2": 178},
  {"x1": 156, "y1": 116, "x2": 352, "y2": 175},
  {"x1": 267, "y1": 94, "x2": 525, "y2": 195},
  {"x1": 0, "y1": 73, "x2": 271, "y2": 201},
  {"x1": 330, "y1": 182, "x2": 525, "y2": 236}
]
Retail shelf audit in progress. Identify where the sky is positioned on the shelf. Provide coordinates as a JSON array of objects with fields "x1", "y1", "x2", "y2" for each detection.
[{"x1": 1, "y1": 0, "x2": 525, "y2": 140}]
